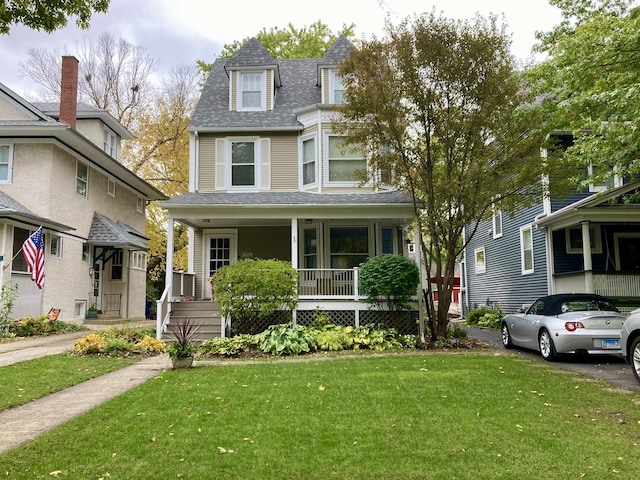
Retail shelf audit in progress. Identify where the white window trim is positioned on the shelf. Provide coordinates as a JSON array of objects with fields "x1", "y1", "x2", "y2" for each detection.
[
  {"x1": 82, "y1": 243, "x2": 90, "y2": 264},
  {"x1": 299, "y1": 133, "x2": 317, "y2": 189},
  {"x1": 50, "y1": 235, "x2": 62, "y2": 258},
  {"x1": 76, "y1": 160, "x2": 88, "y2": 198},
  {"x1": 329, "y1": 69, "x2": 345, "y2": 104},
  {"x1": 130, "y1": 251, "x2": 147, "y2": 271},
  {"x1": 0, "y1": 144, "x2": 14, "y2": 184},
  {"x1": 202, "y1": 229, "x2": 238, "y2": 298},
  {"x1": 378, "y1": 225, "x2": 397, "y2": 255},
  {"x1": 103, "y1": 128, "x2": 117, "y2": 159},
  {"x1": 474, "y1": 247, "x2": 486, "y2": 274},
  {"x1": 588, "y1": 164, "x2": 622, "y2": 192},
  {"x1": 136, "y1": 196, "x2": 144, "y2": 213},
  {"x1": 237, "y1": 71, "x2": 266, "y2": 111},
  {"x1": 227, "y1": 137, "x2": 260, "y2": 190},
  {"x1": 323, "y1": 133, "x2": 366, "y2": 187},
  {"x1": 108, "y1": 178, "x2": 116, "y2": 197},
  {"x1": 111, "y1": 249, "x2": 123, "y2": 281},
  {"x1": 492, "y1": 209, "x2": 503, "y2": 239},
  {"x1": 613, "y1": 233, "x2": 640, "y2": 270},
  {"x1": 325, "y1": 224, "x2": 373, "y2": 269},
  {"x1": 520, "y1": 225, "x2": 534, "y2": 275},
  {"x1": 565, "y1": 225, "x2": 602, "y2": 254}
]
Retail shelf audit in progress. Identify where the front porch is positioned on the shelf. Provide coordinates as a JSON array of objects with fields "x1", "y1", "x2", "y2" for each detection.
[{"x1": 555, "y1": 272, "x2": 640, "y2": 313}]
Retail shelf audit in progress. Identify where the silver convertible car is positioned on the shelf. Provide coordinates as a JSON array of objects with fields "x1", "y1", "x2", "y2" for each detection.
[
  {"x1": 500, "y1": 294, "x2": 626, "y2": 361},
  {"x1": 620, "y1": 308, "x2": 640, "y2": 383}
]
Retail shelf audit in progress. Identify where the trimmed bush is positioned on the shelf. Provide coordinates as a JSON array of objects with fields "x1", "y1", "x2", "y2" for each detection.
[
  {"x1": 466, "y1": 306, "x2": 503, "y2": 329},
  {"x1": 359, "y1": 255, "x2": 420, "y2": 311}
]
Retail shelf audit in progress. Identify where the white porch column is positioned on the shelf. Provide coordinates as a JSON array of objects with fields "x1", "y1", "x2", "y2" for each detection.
[
  {"x1": 581, "y1": 221, "x2": 594, "y2": 293},
  {"x1": 291, "y1": 217, "x2": 298, "y2": 269},
  {"x1": 166, "y1": 216, "x2": 175, "y2": 301}
]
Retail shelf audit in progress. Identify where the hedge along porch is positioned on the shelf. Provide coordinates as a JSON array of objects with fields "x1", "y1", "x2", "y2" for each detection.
[{"x1": 158, "y1": 191, "x2": 426, "y2": 339}]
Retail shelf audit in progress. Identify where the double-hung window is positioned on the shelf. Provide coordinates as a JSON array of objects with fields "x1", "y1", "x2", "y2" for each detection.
[
  {"x1": 230, "y1": 139, "x2": 257, "y2": 188},
  {"x1": 103, "y1": 129, "x2": 117, "y2": 158},
  {"x1": 474, "y1": 247, "x2": 486, "y2": 274},
  {"x1": 239, "y1": 72, "x2": 264, "y2": 110},
  {"x1": 76, "y1": 161, "x2": 88, "y2": 198},
  {"x1": 330, "y1": 70, "x2": 345, "y2": 104},
  {"x1": 108, "y1": 178, "x2": 116, "y2": 197},
  {"x1": 329, "y1": 226, "x2": 369, "y2": 269},
  {"x1": 0, "y1": 145, "x2": 13, "y2": 183},
  {"x1": 50, "y1": 235, "x2": 62, "y2": 258},
  {"x1": 492, "y1": 209, "x2": 503, "y2": 239},
  {"x1": 327, "y1": 136, "x2": 365, "y2": 184},
  {"x1": 301, "y1": 135, "x2": 316, "y2": 187},
  {"x1": 520, "y1": 225, "x2": 534, "y2": 274}
]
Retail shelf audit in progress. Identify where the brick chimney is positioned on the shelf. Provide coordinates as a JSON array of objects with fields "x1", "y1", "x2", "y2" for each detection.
[{"x1": 59, "y1": 56, "x2": 79, "y2": 128}]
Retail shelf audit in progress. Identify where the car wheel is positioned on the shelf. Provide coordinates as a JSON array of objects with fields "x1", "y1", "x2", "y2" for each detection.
[
  {"x1": 538, "y1": 329, "x2": 557, "y2": 361},
  {"x1": 630, "y1": 337, "x2": 640, "y2": 384},
  {"x1": 501, "y1": 323, "x2": 513, "y2": 349}
]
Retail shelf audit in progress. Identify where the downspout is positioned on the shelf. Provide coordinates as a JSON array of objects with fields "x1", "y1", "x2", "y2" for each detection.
[
  {"x1": 317, "y1": 110, "x2": 322, "y2": 193},
  {"x1": 0, "y1": 223, "x2": 7, "y2": 286}
]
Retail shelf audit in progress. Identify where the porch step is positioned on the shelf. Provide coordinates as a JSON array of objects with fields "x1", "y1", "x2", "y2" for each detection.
[{"x1": 162, "y1": 301, "x2": 222, "y2": 343}]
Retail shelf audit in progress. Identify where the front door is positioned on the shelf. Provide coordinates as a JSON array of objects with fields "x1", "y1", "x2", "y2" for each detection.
[{"x1": 204, "y1": 231, "x2": 237, "y2": 298}]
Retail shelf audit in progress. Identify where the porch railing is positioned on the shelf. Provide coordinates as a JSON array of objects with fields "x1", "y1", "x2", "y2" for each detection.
[
  {"x1": 594, "y1": 272, "x2": 640, "y2": 298},
  {"x1": 298, "y1": 268, "x2": 359, "y2": 299},
  {"x1": 156, "y1": 286, "x2": 171, "y2": 340},
  {"x1": 102, "y1": 294, "x2": 121, "y2": 316}
]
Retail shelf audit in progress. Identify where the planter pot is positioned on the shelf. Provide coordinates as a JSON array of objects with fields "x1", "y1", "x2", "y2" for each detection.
[
  {"x1": 171, "y1": 356, "x2": 194, "y2": 369},
  {"x1": 86, "y1": 311, "x2": 97, "y2": 319}
]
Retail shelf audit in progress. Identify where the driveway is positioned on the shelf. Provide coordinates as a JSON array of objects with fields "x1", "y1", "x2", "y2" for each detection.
[{"x1": 464, "y1": 326, "x2": 640, "y2": 393}]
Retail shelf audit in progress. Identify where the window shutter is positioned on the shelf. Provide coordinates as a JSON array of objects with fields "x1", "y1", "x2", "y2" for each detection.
[
  {"x1": 260, "y1": 138, "x2": 271, "y2": 190},
  {"x1": 216, "y1": 139, "x2": 226, "y2": 190}
]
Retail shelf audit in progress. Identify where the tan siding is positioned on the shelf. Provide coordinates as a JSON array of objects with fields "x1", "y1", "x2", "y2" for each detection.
[
  {"x1": 266, "y1": 70, "x2": 273, "y2": 110},
  {"x1": 198, "y1": 134, "x2": 217, "y2": 192},
  {"x1": 230, "y1": 71, "x2": 237, "y2": 110},
  {"x1": 193, "y1": 231, "x2": 204, "y2": 298},
  {"x1": 0, "y1": 96, "x2": 33, "y2": 120},
  {"x1": 322, "y1": 69, "x2": 330, "y2": 104},
  {"x1": 271, "y1": 135, "x2": 298, "y2": 190}
]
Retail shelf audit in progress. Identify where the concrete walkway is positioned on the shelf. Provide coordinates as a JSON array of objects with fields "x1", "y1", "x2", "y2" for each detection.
[{"x1": 0, "y1": 333, "x2": 171, "y2": 454}]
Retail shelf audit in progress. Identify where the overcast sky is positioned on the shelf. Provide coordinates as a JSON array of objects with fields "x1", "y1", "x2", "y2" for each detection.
[{"x1": 0, "y1": 0, "x2": 563, "y2": 99}]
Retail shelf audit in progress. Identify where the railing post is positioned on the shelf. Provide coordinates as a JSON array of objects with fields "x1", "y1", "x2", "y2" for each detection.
[{"x1": 353, "y1": 267, "x2": 359, "y2": 300}]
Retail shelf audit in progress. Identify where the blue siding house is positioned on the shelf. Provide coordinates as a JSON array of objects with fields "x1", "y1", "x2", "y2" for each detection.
[{"x1": 463, "y1": 134, "x2": 640, "y2": 315}]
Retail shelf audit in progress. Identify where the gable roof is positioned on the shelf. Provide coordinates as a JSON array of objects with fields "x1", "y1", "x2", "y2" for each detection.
[
  {"x1": 225, "y1": 37, "x2": 276, "y2": 68},
  {"x1": 321, "y1": 35, "x2": 353, "y2": 64},
  {"x1": 0, "y1": 191, "x2": 73, "y2": 231}
]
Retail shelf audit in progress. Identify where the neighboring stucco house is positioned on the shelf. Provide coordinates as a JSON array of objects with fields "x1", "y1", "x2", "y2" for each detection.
[
  {"x1": 159, "y1": 37, "x2": 423, "y2": 337},
  {"x1": 462, "y1": 132, "x2": 640, "y2": 315},
  {"x1": 0, "y1": 56, "x2": 166, "y2": 322}
]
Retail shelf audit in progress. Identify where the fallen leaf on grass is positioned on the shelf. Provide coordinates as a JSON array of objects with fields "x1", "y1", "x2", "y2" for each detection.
[
  {"x1": 218, "y1": 447, "x2": 235, "y2": 454},
  {"x1": 49, "y1": 472, "x2": 62, "y2": 477}
]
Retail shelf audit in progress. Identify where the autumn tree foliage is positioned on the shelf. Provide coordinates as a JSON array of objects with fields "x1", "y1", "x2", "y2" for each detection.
[{"x1": 335, "y1": 12, "x2": 566, "y2": 339}]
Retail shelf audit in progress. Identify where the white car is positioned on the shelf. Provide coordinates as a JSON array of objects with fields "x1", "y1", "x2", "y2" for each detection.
[{"x1": 621, "y1": 308, "x2": 640, "y2": 383}]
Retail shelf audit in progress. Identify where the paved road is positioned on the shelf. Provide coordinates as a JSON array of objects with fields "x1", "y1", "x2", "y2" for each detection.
[{"x1": 464, "y1": 326, "x2": 640, "y2": 393}]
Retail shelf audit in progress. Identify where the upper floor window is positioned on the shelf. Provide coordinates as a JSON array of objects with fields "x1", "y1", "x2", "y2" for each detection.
[
  {"x1": 301, "y1": 135, "x2": 316, "y2": 187},
  {"x1": 82, "y1": 243, "x2": 90, "y2": 263},
  {"x1": 137, "y1": 196, "x2": 144, "y2": 213},
  {"x1": 0, "y1": 144, "x2": 13, "y2": 183},
  {"x1": 520, "y1": 225, "x2": 534, "y2": 275},
  {"x1": 588, "y1": 164, "x2": 620, "y2": 192},
  {"x1": 103, "y1": 129, "x2": 117, "y2": 158},
  {"x1": 108, "y1": 178, "x2": 116, "y2": 197},
  {"x1": 239, "y1": 72, "x2": 264, "y2": 111},
  {"x1": 329, "y1": 70, "x2": 345, "y2": 104},
  {"x1": 327, "y1": 135, "x2": 365, "y2": 184},
  {"x1": 492, "y1": 209, "x2": 503, "y2": 239},
  {"x1": 76, "y1": 161, "x2": 88, "y2": 198},
  {"x1": 230, "y1": 139, "x2": 257, "y2": 188}
]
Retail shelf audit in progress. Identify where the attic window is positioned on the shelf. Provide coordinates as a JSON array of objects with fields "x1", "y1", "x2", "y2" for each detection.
[
  {"x1": 329, "y1": 70, "x2": 345, "y2": 104},
  {"x1": 103, "y1": 128, "x2": 117, "y2": 158},
  {"x1": 239, "y1": 72, "x2": 264, "y2": 110}
]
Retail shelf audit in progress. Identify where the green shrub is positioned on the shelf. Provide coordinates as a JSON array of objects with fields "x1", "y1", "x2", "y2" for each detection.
[
  {"x1": 133, "y1": 335, "x2": 166, "y2": 354},
  {"x1": 466, "y1": 306, "x2": 503, "y2": 329},
  {"x1": 359, "y1": 255, "x2": 420, "y2": 311},
  {"x1": 212, "y1": 259, "x2": 298, "y2": 332},
  {"x1": 9, "y1": 315, "x2": 84, "y2": 337},
  {"x1": 352, "y1": 325, "x2": 404, "y2": 351},
  {"x1": 73, "y1": 333, "x2": 108, "y2": 354},
  {"x1": 199, "y1": 335, "x2": 259, "y2": 357},
  {"x1": 258, "y1": 323, "x2": 317, "y2": 356},
  {"x1": 73, "y1": 329, "x2": 163, "y2": 356},
  {"x1": 0, "y1": 282, "x2": 18, "y2": 336},
  {"x1": 104, "y1": 337, "x2": 133, "y2": 356},
  {"x1": 310, "y1": 325, "x2": 355, "y2": 351}
]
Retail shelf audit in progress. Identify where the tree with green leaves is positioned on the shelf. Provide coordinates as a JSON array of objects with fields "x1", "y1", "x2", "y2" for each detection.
[
  {"x1": 197, "y1": 21, "x2": 356, "y2": 80},
  {"x1": 527, "y1": 0, "x2": 640, "y2": 186},
  {"x1": 0, "y1": 0, "x2": 110, "y2": 34},
  {"x1": 335, "y1": 11, "x2": 569, "y2": 339}
]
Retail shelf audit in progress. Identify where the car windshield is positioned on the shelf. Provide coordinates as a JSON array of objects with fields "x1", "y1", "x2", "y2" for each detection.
[{"x1": 560, "y1": 299, "x2": 619, "y2": 313}]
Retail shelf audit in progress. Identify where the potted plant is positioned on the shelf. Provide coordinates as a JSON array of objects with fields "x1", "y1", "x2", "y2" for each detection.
[
  {"x1": 166, "y1": 318, "x2": 200, "y2": 369},
  {"x1": 86, "y1": 304, "x2": 98, "y2": 319}
]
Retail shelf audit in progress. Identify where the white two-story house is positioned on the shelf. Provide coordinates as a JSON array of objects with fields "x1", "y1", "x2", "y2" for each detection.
[
  {"x1": 0, "y1": 56, "x2": 166, "y2": 322},
  {"x1": 159, "y1": 36, "x2": 423, "y2": 337}
]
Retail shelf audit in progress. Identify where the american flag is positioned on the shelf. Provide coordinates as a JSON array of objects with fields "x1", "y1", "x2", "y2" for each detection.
[{"x1": 22, "y1": 227, "x2": 45, "y2": 289}]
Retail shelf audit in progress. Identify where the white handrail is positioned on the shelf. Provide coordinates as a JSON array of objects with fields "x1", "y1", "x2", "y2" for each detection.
[{"x1": 155, "y1": 285, "x2": 172, "y2": 340}]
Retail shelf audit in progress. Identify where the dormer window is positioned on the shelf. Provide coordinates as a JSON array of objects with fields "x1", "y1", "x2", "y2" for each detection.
[
  {"x1": 329, "y1": 70, "x2": 345, "y2": 104},
  {"x1": 103, "y1": 128, "x2": 117, "y2": 158},
  {"x1": 239, "y1": 72, "x2": 265, "y2": 111}
]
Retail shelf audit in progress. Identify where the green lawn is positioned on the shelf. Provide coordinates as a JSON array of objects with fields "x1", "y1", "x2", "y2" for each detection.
[
  {"x1": 1, "y1": 353, "x2": 639, "y2": 479},
  {"x1": 0, "y1": 354, "x2": 135, "y2": 410}
]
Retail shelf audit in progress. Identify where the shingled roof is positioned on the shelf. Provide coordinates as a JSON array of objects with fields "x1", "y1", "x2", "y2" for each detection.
[
  {"x1": 0, "y1": 191, "x2": 73, "y2": 231},
  {"x1": 88, "y1": 212, "x2": 148, "y2": 249}
]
